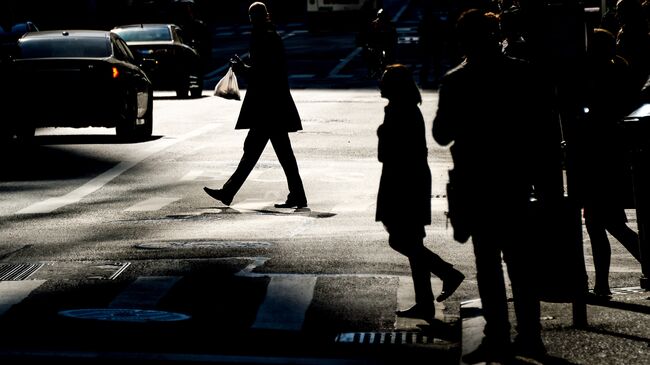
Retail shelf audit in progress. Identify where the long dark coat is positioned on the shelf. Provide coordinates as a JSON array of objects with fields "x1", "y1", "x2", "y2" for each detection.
[
  {"x1": 235, "y1": 22, "x2": 302, "y2": 132},
  {"x1": 375, "y1": 103, "x2": 432, "y2": 227},
  {"x1": 432, "y1": 55, "x2": 553, "y2": 229}
]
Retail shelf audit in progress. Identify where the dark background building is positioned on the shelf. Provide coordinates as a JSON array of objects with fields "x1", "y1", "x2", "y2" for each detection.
[{"x1": 2, "y1": 0, "x2": 308, "y2": 32}]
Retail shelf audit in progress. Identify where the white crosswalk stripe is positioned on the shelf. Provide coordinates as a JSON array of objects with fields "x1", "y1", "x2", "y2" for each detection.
[
  {"x1": 0, "y1": 280, "x2": 46, "y2": 316},
  {"x1": 108, "y1": 276, "x2": 181, "y2": 309},
  {"x1": 0, "y1": 266, "x2": 450, "y2": 336},
  {"x1": 125, "y1": 197, "x2": 181, "y2": 212},
  {"x1": 252, "y1": 275, "x2": 318, "y2": 331}
]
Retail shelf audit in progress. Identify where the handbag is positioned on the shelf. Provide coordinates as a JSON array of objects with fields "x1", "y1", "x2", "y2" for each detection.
[
  {"x1": 214, "y1": 66, "x2": 240, "y2": 100},
  {"x1": 445, "y1": 169, "x2": 471, "y2": 243}
]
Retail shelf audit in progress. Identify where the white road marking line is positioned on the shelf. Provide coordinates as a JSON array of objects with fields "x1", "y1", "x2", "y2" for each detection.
[
  {"x1": 332, "y1": 200, "x2": 375, "y2": 213},
  {"x1": 251, "y1": 275, "x2": 317, "y2": 331},
  {"x1": 108, "y1": 276, "x2": 181, "y2": 309},
  {"x1": 16, "y1": 124, "x2": 218, "y2": 215},
  {"x1": 328, "y1": 47, "x2": 362, "y2": 78},
  {"x1": 125, "y1": 197, "x2": 180, "y2": 212},
  {"x1": 180, "y1": 170, "x2": 204, "y2": 181},
  {"x1": 392, "y1": 3, "x2": 409, "y2": 22},
  {"x1": 0, "y1": 280, "x2": 46, "y2": 316},
  {"x1": 460, "y1": 299, "x2": 486, "y2": 365},
  {"x1": 289, "y1": 74, "x2": 316, "y2": 79}
]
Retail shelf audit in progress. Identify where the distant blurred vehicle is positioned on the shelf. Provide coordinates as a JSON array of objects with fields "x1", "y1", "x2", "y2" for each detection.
[
  {"x1": 307, "y1": 0, "x2": 380, "y2": 32},
  {"x1": 0, "y1": 21, "x2": 39, "y2": 63},
  {"x1": 3, "y1": 30, "x2": 153, "y2": 142},
  {"x1": 111, "y1": 23, "x2": 203, "y2": 98}
]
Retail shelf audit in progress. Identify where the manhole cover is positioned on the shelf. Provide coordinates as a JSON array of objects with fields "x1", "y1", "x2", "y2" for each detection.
[
  {"x1": 59, "y1": 308, "x2": 190, "y2": 322},
  {"x1": 135, "y1": 241, "x2": 272, "y2": 250}
]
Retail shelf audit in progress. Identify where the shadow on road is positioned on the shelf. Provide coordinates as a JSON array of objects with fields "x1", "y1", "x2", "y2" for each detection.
[
  {"x1": 0, "y1": 144, "x2": 117, "y2": 182},
  {"x1": 32, "y1": 134, "x2": 163, "y2": 145}
]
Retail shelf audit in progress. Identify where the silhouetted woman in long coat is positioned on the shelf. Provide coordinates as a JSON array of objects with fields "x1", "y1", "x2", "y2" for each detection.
[{"x1": 376, "y1": 64, "x2": 464, "y2": 321}]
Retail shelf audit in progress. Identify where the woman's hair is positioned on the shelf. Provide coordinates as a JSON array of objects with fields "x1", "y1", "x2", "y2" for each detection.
[
  {"x1": 589, "y1": 27, "x2": 617, "y2": 60},
  {"x1": 379, "y1": 64, "x2": 422, "y2": 105}
]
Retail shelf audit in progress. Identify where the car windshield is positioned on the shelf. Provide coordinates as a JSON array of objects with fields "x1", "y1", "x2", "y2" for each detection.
[
  {"x1": 113, "y1": 27, "x2": 172, "y2": 42},
  {"x1": 18, "y1": 36, "x2": 111, "y2": 58}
]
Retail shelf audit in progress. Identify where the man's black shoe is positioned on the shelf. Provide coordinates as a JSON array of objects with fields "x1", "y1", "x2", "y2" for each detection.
[
  {"x1": 274, "y1": 200, "x2": 307, "y2": 209},
  {"x1": 395, "y1": 304, "x2": 434, "y2": 321},
  {"x1": 203, "y1": 187, "x2": 232, "y2": 206},
  {"x1": 437, "y1": 269, "x2": 465, "y2": 302}
]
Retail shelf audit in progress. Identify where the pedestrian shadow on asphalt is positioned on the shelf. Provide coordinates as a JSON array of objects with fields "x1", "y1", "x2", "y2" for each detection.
[
  {"x1": 416, "y1": 319, "x2": 460, "y2": 342},
  {"x1": 577, "y1": 298, "x2": 650, "y2": 345},
  {"x1": 586, "y1": 297, "x2": 650, "y2": 315},
  {"x1": 513, "y1": 355, "x2": 579, "y2": 365},
  {"x1": 205, "y1": 206, "x2": 336, "y2": 218},
  {"x1": 32, "y1": 134, "x2": 163, "y2": 145},
  {"x1": 252, "y1": 207, "x2": 336, "y2": 218},
  {"x1": 579, "y1": 326, "x2": 650, "y2": 346}
]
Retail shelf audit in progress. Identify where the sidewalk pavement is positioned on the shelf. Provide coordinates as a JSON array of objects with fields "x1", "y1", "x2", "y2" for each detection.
[{"x1": 461, "y1": 286, "x2": 650, "y2": 365}]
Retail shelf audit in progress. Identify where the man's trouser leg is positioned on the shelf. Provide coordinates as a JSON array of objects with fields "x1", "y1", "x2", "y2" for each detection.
[
  {"x1": 388, "y1": 227, "x2": 434, "y2": 305},
  {"x1": 503, "y1": 239, "x2": 542, "y2": 342},
  {"x1": 472, "y1": 232, "x2": 511, "y2": 346},
  {"x1": 270, "y1": 132, "x2": 307, "y2": 203},
  {"x1": 222, "y1": 129, "x2": 268, "y2": 197}
]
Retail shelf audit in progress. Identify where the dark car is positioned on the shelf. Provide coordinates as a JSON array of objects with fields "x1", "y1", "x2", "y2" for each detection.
[
  {"x1": 4, "y1": 30, "x2": 153, "y2": 142},
  {"x1": 111, "y1": 23, "x2": 203, "y2": 98}
]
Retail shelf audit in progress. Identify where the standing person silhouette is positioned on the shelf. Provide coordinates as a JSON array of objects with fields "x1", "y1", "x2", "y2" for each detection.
[
  {"x1": 615, "y1": 0, "x2": 650, "y2": 91},
  {"x1": 361, "y1": 8, "x2": 398, "y2": 79},
  {"x1": 581, "y1": 28, "x2": 641, "y2": 299},
  {"x1": 204, "y1": 2, "x2": 307, "y2": 209},
  {"x1": 170, "y1": 0, "x2": 211, "y2": 71},
  {"x1": 376, "y1": 64, "x2": 464, "y2": 321},
  {"x1": 432, "y1": 9, "x2": 550, "y2": 363}
]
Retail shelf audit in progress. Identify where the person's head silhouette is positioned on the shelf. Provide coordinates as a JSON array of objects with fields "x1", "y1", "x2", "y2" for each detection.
[
  {"x1": 380, "y1": 64, "x2": 422, "y2": 105},
  {"x1": 249, "y1": 2, "x2": 270, "y2": 25},
  {"x1": 455, "y1": 9, "x2": 501, "y2": 62}
]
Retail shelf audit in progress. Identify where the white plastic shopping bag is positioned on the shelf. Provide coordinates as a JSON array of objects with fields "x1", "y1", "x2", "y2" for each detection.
[{"x1": 214, "y1": 66, "x2": 240, "y2": 100}]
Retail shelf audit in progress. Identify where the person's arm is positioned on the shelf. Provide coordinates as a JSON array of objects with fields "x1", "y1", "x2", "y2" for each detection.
[
  {"x1": 432, "y1": 81, "x2": 455, "y2": 146},
  {"x1": 230, "y1": 54, "x2": 250, "y2": 78}
]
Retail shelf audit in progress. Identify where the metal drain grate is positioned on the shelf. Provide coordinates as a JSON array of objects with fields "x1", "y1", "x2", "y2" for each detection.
[
  {"x1": 0, "y1": 263, "x2": 44, "y2": 281},
  {"x1": 335, "y1": 331, "x2": 441, "y2": 346}
]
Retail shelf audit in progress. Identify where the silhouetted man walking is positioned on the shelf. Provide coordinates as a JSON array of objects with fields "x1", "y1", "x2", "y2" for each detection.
[{"x1": 204, "y1": 2, "x2": 307, "y2": 209}]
